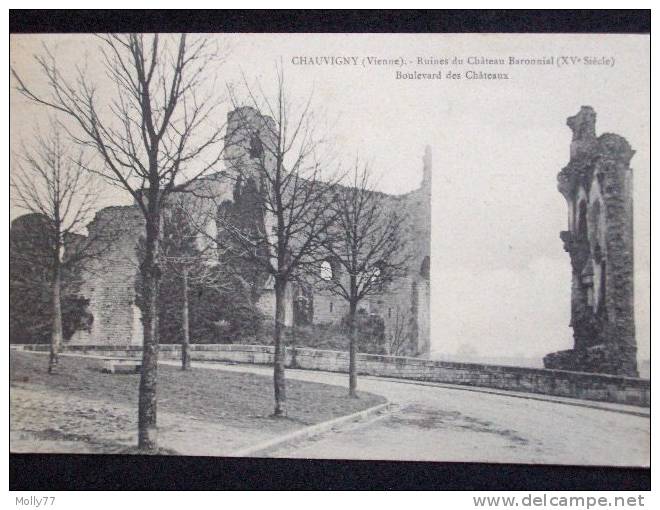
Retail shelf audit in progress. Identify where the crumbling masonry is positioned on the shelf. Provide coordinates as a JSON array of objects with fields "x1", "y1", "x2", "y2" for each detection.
[
  {"x1": 543, "y1": 106, "x2": 637, "y2": 377},
  {"x1": 68, "y1": 107, "x2": 432, "y2": 357}
]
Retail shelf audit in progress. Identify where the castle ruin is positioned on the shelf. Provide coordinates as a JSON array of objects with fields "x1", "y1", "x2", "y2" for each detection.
[
  {"x1": 543, "y1": 106, "x2": 638, "y2": 376},
  {"x1": 67, "y1": 107, "x2": 432, "y2": 357}
]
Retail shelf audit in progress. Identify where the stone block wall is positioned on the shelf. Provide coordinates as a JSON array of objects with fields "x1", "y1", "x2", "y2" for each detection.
[
  {"x1": 68, "y1": 206, "x2": 145, "y2": 346},
  {"x1": 15, "y1": 343, "x2": 649, "y2": 407},
  {"x1": 306, "y1": 146, "x2": 432, "y2": 355},
  {"x1": 57, "y1": 108, "x2": 432, "y2": 357}
]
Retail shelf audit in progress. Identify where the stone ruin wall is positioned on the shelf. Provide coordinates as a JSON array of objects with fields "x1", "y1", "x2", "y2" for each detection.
[
  {"x1": 64, "y1": 107, "x2": 432, "y2": 357},
  {"x1": 253, "y1": 144, "x2": 432, "y2": 356},
  {"x1": 543, "y1": 106, "x2": 637, "y2": 377},
  {"x1": 68, "y1": 206, "x2": 145, "y2": 346},
  {"x1": 220, "y1": 106, "x2": 432, "y2": 355}
]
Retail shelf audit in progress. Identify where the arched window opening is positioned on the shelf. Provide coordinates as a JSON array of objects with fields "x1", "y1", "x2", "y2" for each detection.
[
  {"x1": 320, "y1": 260, "x2": 333, "y2": 281},
  {"x1": 577, "y1": 200, "x2": 588, "y2": 240}
]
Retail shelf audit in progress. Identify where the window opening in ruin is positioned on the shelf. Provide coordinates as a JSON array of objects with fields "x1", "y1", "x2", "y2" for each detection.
[
  {"x1": 577, "y1": 200, "x2": 588, "y2": 240},
  {"x1": 249, "y1": 131, "x2": 263, "y2": 159},
  {"x1": 388, "y1": 307, "x2": 392, "y2": 318},
  {"x1": 330, "y1": 301, "x2": 333, "y2": 313},
  {"x1": 320, "y1": 260, "x2": 333, "y2": 281}
]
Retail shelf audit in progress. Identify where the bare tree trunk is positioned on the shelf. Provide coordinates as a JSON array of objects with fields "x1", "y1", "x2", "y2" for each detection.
[
  {"x1": 348, "y1": 298, "x2": 358, "y2": 398},
  {"x1": 48, "y1": 254, "x2": 63, "y2": 374},
  {"x1": 273, "y1": 277, "x2": 287, "y2": 416},
  {"x1": 138, "y1": 213, "x2": 161, "y2": 450},
  {"x1": 181, "y1": 267, "x2": 191, "y2": 370}
]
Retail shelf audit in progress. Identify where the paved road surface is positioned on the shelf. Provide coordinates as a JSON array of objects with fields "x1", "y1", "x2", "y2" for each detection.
[{"x1": 181, "y1": 361, "x2": 649, "y2": 466}]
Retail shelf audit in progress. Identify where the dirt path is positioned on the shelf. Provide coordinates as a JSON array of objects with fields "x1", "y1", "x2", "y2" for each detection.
[{"x1": 10, "y1": 384, "x2": 299, "y2": 455}]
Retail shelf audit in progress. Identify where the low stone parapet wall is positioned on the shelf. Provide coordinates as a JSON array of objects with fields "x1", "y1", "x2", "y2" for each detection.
[{"x1": 12, "y1": 343, "x2": 650, "y2": 407}]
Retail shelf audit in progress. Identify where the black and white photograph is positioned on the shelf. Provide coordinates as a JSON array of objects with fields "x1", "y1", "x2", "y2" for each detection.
[{"x1": 8, "y1": 13, "x2": 650, "y2": 488}]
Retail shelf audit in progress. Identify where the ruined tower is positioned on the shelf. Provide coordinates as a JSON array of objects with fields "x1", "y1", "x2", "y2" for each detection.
[
  {"x1": 68, "y1": 206, "x2": 145, "y2": 345},
  {"x1": 223, "y1": 106, "x2": 277, "y2": 185},
  {"x1": 544, "y1": 106, "x2": 637, "y2": 376},
  {"x1": 221, "y1": 107, "x2": 294, "y2": 324}
]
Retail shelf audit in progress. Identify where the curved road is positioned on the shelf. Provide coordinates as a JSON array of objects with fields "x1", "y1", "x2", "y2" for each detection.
[{"x1": 185, "y1": 361, "x2": 649, "y2": 466}]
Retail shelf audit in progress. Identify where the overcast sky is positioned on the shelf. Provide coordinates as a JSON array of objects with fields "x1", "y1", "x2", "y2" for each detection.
[{"x1": 10, "y1": 34, "x2": 650, "y2": 364}]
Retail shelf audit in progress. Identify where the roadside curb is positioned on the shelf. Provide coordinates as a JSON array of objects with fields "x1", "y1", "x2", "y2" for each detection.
[{"x1": 229, "y1": 401, "x2": 393, "y2": 457}]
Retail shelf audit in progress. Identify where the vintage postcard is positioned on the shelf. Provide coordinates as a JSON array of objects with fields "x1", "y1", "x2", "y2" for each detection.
[{"x1": 9, "y1": 31, "x2": 649, "y2": 467}]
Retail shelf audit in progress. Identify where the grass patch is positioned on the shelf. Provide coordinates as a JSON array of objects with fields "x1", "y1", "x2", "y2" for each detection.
[{"x1": 11, "y1": 351, "x2": 385, "y2": 431}]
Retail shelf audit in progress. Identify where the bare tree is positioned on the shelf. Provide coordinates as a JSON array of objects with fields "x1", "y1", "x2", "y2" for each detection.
[
  {"x1": 10, "y1": 125, "x2": 99, "y2": 373},
  {"x1": 194, "y1": 69, "x2": 339, "y2": 416},
  {"x1": 12, "y1": 34, "x2": 227, "y2": 450},
  {"x1": 320, "y1": 162, "x2": 409, "y2": 397},
  {"x1": 157, "y1": 195, "x2": 227, "y2": 370}
]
